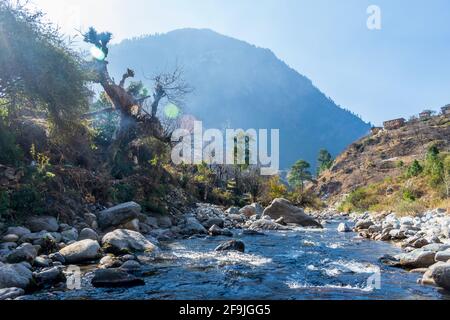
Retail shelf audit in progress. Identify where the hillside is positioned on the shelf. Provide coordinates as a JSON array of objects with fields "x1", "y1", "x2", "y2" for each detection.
[
  {"x1": 314, "y1": 114, "x2": 450, "y2": 213},
  {"x1": 108, "y1": 28, "x2": 371, "y2": 170}
]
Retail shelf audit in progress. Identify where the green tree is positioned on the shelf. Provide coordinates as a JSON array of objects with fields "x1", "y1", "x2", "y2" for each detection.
[
  {"x1": 288, "y1": 160, "x2": 313, "y2": 191},
  {"x1": 425, "y1": 145, "x2": 444, "y2": 187},
  {"x1": 0, "y1": 1, "x2": 90, "y2": 128},
  {"x1": 406, "y1": 160, "x2": 423, "y2": 178},
  {"x1": 317, "y1": 149, "x2": 333, "y2": 175}
]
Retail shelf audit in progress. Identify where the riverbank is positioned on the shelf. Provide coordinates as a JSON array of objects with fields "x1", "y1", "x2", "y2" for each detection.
[
  {"x1": 347, "y1": 209, "x2": 450, "y2": 292},
  {"x1": 1, "y1": 199, "x2": 449, "y2": 300}
]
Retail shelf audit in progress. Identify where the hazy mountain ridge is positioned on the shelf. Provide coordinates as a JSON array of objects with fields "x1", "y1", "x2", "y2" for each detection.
[{"x1": 109, "y1": 28, "x2": 371, "y2": 170}]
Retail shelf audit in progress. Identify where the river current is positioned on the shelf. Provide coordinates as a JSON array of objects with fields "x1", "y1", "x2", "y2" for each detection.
[{"x1": 29, "y1": 220, "x2": 450, "y2": 300}]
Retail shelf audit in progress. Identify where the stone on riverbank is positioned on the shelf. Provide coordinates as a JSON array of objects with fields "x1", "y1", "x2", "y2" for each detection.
[
  {"x1": 78, "y1": 228, "x2": 99, "y2": 241},
  {"x1": 0, "y1": 287, "x2": 25, "y2": 300},
  {"x1": 6, "y1": 227, "x2": 31, "y2": 238},
  {"x1": 102, "y1": 229, "x2": 157, "y2": 254},
  {"x1": 397, "y1": 249, "x2": 436, "y2": 269},
  {"x1": 431, "y1": 263, "x2": 450, "y2": 291},
  {"x1": 59, "y1": 239, "x2": 102, "y2": 264},
  {"x1": 27, "y1": 216, "x2": 59, "y2": 233},
  {"x1": 182, "y1": 217, "x2": 207, "y2": 235},
  {"x1": 91, "y1": 269, "x2": 145, "y2": 288},
  {"x1": 98, "y1": 202, "x2": 141, "y2": 230},
  {"x1": 215, "y1": 240, "x2": 245, "y2": 253},
  {"x1": 263, "y1": 198, "x2": 322, "y2": 228},
  {"x1": 6, "y1": 243, "x2": 37, "y2": 264},
  {"x1": 0, "y1": 262, "x2": 33, "y2": 289},
  {"x1": 435, "y1": 249, "x2": 450, "y2": 262},
  {"x1": 33, "y1": 266, "x2": 66, "y2": 288}
]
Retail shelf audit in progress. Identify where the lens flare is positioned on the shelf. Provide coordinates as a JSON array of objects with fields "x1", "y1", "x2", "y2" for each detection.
[
  {"x1": 164, "y1": 103, "x2": 181, "y2": 119},
  {"x1": 90, "y1": 46, "x2": 106, "y2": 61}
]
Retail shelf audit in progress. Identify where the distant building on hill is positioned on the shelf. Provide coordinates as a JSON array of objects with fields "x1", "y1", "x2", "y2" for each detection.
[
  {"x1": 442, "y1": 105, "x2": 450, "y2": 116},
  {"x1": 419, "y1": 110, "x2": 433, "y2": 120},
  {"x1": 383, "y1": 118, "x2": 406, "y2": 130}
]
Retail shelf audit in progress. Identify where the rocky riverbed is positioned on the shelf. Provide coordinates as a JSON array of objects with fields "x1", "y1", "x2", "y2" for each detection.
[{"x1": 0, "y1": 199, "x2": 449, "y2": 300}]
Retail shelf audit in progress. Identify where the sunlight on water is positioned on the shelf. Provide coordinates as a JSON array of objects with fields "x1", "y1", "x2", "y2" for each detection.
[
  {"x1": 173, "y1": 250, "x2": 272, "y2": 267},
  {"x1": 286, "y1": 281, "x2": 375, "y2": 292}
]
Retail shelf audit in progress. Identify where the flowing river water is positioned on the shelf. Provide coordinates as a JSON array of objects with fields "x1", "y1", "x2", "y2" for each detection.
[{"x1": 29, "y1": 220, "x2": 450, "y2": 300}]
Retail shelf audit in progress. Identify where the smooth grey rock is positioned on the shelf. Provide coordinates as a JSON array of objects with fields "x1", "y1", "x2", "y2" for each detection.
[
  {"x1": 263, "y1": 198, "x2": 322, "y2": 228},
  {"x1": 248, "y1": 219, "x2": 289, "y2": 231},
  {"x1": 59, "y1": 240, "x2": 101, "y2": 264},
  {"x1": 34, "y1": 256, "x2": 51, "y2": 268},
  {"x1": 208, "y1": 225, "x2": 233, "y2": 237},
  {"x1": 2, "y1": 234, "x2": 19, "y2": 243},
  {"x1": 78, "y1": 228, "x2": 98, "y2": 241},
  {"x1": 33, "y1": 267, "x2": 65, "y2": 287},
  {"x1": 182, "y1": 217, "x2": 207, "y2": 235},
  {"x1": 27, "y1": 216, "x2": 59, "y2": 232},
  {"x1": 240, "y1": 205, "x2": 257, "y2": 218},
  {"x1": 435, "y1": 249, "x2": 450, "y2": 262},
  {"x1": 215, "y1": 240, "x2": 245, "y2": 253},
  {"x1": 120, "y1": 260, "x2": 141, "y2": 271},
  {"x1": 156, "y1": 216, "x2": 172, "y2": 229},
  {"x1": 98, "y1": 202, "x2": 141, "y2": 230},
  {"x1": 204, "y1": 218, "x2": 225, "y2": 229},
  {"x1": 431, "y1": 263, "x2": 450, "y2": 291},
  {"x1": 6, "y1": 243, "x2": 37, "y2": 264},
  {"x1": 0, "y1": 287, "x2": 25, "y2": 300},
  {"x1": 0, "y1": 262, "x2": 33, "y2": 289},
  {"x1": 61, "y1": 228, "x2": 79, "y2": 242},
  {"x1": 102, "y1": 229, "x2": 157, "y2": 254},
  {"x1": 355, "y1": 219, "x2": 374, "y2": 230},
  {"x1": 91, "y1": 269, "x2": 145, "y2": 288},
  {"x1": 48, "y1": 252, "x2": 65, "y2": 264},
  {"x1": 397, "y1": 249, "x2": 436, "y2": 268},
  {"x1": 99, "y1": 255, "x2": 121, "y2": 269},
  {"x1": 6, "y1": 227, "x2": 31, "y2": 237},
  {"x1": 337, "y1": 223, "x2": 352, "y2": 233}
]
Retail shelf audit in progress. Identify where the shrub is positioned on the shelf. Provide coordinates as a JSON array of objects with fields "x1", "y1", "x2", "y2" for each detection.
[
  {"x1": 0, "y1": 121, "x2": 23, "y2": 165},
  {"x1": 10, "y1": 185, "x2": 45, "y2": 216},
  {"x1": 405, "y1": 160, "x2": 423, "y2": 178},
  {"x1": 108, "y1": 183, "x2": 136, "y2": 203},
  {"x1": 0, "y1": 189, "x2": 10, "y2": 218}
]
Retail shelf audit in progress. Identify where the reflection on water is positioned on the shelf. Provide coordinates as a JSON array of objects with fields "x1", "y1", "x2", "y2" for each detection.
[{"x1": 29, "y1": 221, "x2": 450, "y2": 300}]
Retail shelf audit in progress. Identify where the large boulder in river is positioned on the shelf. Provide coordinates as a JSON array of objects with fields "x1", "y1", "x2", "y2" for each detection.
[
  {"x1": 27, "y1": 216, "x2": 59, "y2": 232},
  {"x1": 0, "y1": 262, "x2": 33, "y2": 289},
  {"x1": 59, "y1": 239, "x2": 102, "y2": 264},
  {"x1": 91, "y1": 269, "x2": 145, "y2": 288},
  {"x1": 397, "y1": 249, "x2": 436, "y2": 269},
  {"x1": 98, "y1": 202, "x2": 141, "y2": 230},
  {"x1": 431, "y1": 263, "x2": 450, "y2": 291},
  {"x1": 102, "y1": 229, "x2": 157, "y2": 254},
  {"x1": 337, "y1": 223, "x2": 352, "y2": 233},
  {"x1": 182, "y1": 217, "x2": 207, "y2": 235},
  {"x1": 249, "y1": 219, "x2": 289, "y2": 231},
  {"x1": 215, "y1": 240, "x2": 245, "y2": 253},
  {"x1": 263, "y1": 199, "x2": 322, "y2": 228}
]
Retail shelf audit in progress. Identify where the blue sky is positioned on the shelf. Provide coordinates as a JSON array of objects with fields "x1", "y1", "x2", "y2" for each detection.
[{"x1": 31, "y1": 0, "x2": 450, "y2": 125}]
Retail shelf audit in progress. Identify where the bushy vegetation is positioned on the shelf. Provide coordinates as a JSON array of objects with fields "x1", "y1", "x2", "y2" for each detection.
[{"x1": 338, "y1": 145, "x2": 450, "y2": 213}]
